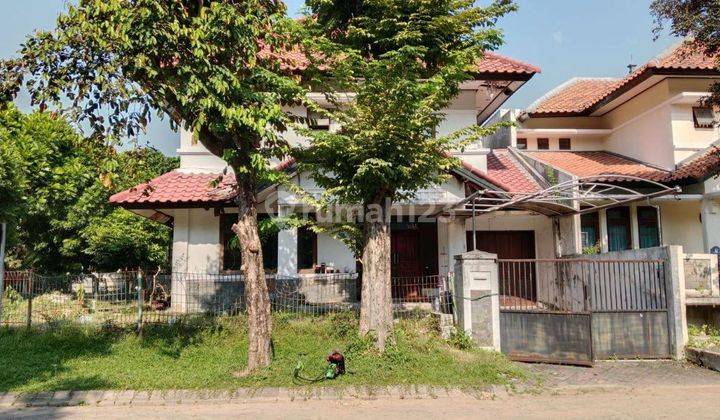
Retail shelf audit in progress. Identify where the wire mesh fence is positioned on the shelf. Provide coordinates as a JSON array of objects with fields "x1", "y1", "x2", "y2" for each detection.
[{"x1": 1, "y1": 270, "x2": 454, "y2": 328}]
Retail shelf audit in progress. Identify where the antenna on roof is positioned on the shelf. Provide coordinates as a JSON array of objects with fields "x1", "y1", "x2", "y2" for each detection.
[{"x1": 627, "y1": 54, "x2": 637, "y2": 74}]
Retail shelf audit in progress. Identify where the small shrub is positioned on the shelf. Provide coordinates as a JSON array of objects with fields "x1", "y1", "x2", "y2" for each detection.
[{"x1": 448, "y1": 327, "x2": 474, "y2": 350}]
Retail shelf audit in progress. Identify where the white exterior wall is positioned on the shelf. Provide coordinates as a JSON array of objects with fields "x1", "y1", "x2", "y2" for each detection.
[
  {"x1": 438, "y1": 217, "x2": 467, "y2": 275},
  {"x1": 317, "y1": 233, "x2": 356, "y2": 273},
  {"x1": 172, "y1": 208, "x2": 220, "y2": 274},
  {"x1": 465, "y1": 213, "x2": 555, "y2": 260}
]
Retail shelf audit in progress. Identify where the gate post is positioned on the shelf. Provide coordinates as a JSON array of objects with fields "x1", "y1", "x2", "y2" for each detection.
[
  {"x1": 453, "y1": 250, "x2": 500, "y2": 351},
  {"x1": 664, "y1": 245, "x2": 688, "y2": 360}
]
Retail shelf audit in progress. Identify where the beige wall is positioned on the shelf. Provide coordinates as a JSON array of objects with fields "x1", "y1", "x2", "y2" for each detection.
[{"x1": 659, "y1": 200, "x2": 704, "y2": 254}]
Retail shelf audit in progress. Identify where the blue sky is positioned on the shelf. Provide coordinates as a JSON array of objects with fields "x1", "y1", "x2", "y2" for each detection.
[{"x1": 1, "y1": 0, "x2": 676, "y2": 156}]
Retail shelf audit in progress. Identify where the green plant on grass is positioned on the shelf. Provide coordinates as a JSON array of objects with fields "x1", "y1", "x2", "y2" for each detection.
[
  {"x1": 688, "y1": 324, "x2": 720, "y2": 349},
  {"x1": 448, "y1": 327, "x2": 475, "y2": 350},
  {"x1": 0, "y1": 314, "x2": 525, "y2": 393}
]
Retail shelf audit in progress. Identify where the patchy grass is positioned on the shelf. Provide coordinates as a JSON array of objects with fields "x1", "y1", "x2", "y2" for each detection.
[
  {"x1": 0, "y1": 313, "x2": 525, "y2": 393},
  {"x1": 688, "y1": 324, "x2": 720, "y2": 351}
]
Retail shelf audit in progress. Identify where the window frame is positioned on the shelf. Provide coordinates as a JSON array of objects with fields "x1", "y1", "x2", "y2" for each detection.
[
  {"x1": 307, "y1": 109, "x2": 332, "y2": 131},
  {"x1": 580, "y1": 211, "x2": 600, "y2": 250},
  {"x1": 692, "y1": 107, "x2": 716, "y2": 129},
  {"x1": 219, "y1": 213, "x2": 278, "y2": 273},
  {"x1": 559, "y1": 138, "x2": 571, "y2": 150},
  {"x1": 516, "y1": 138, "x2": 528, "y2": 150},
  {"x1": 637, "y1": 206, "x2": 660, "y2": 249},
  {"x1": 537, "y1": 138, "x2": 549, "y2": 150},
  {"x1": 606, "y1": 207, "x2": 632, "y2": 252}
]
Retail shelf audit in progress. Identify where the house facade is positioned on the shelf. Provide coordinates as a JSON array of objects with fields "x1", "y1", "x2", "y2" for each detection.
[
  {"x1": 109, "y1": 53, "x2": 543, "y2": 296},
  {"x1": 110, "y1": 43, "x2": 720, "y2": 321}
]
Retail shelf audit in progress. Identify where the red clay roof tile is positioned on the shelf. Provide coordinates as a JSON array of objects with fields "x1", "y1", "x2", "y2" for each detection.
[
  {"x1": 524, "y1": 151, "x2": 670, "y2": 182},
  {"x1": 528, "y1": 42, "x2": 719, "y2": 116},
  {"x1": 486, "y1": 150, "x2": 541, "y2": 192},
  {"x1": 109, "y1": 171, "x2": 237, "y2": 207},
  {"x1": 668, "y1": 146, "x2": 720, "y2": 182}
]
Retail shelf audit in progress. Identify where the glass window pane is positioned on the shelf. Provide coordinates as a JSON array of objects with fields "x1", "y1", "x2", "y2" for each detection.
[
  {"x1": 607, "y1": 207, "x2": 631, "y2": 251},
  {"x1": 638, "y1": 206, "x2": 660, "y2": 248}
]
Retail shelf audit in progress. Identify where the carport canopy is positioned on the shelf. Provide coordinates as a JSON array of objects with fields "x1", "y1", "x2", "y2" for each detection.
[{"x1": 441, "y1": 175, "x2": 682, "y2": 218}]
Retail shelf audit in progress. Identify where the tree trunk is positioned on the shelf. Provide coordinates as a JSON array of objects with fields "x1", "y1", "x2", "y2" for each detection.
[
  {"x1": 231, "y1": 175, "x2": 272, "y2": 371},
  {"x1": 359, "y1": 196, "x2": 393, "y2": 351}
]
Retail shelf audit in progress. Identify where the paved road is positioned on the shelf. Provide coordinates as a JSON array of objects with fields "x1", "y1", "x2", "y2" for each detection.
[{"x1": 4, "y1": 385, "x2": 720, "y2": 419}]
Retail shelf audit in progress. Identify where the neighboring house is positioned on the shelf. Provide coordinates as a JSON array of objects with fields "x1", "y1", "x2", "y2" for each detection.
[
  {"x1": 500, "y1": 42, "x2": 720, "y2": 323},
  {"x1": 110, "y1": 42, "x2": 720, "y2": 326}
]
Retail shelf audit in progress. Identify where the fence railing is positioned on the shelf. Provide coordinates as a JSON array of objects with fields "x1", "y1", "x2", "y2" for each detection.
[
  {"x1": 1, "y1": 271, "x2": 453, "y2": 327},
  {"x1": 498, "y1": 259, "x2": 667, "y2": 313}
]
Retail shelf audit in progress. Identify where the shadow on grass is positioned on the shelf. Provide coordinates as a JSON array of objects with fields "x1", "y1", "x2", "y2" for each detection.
[{"x1": 0, "y1": 324, "x2": 117, "y2": 392}]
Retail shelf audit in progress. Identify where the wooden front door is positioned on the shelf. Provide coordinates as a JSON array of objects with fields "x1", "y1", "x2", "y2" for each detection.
[
  {"x1": 467, "y1": 230, "x2": 536, "y2": 300},
  {"x1": 391, "y1": 222, "x2": 438, "y2": 300}
]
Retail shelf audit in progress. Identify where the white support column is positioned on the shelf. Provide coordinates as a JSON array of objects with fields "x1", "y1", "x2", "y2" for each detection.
[
  {"x1": 630, "y1": 204, "x2": 640, "y2": 250},
  {"x1": 277, "y1": 206, "x2": 298, "y2": 277},
  {"x1": 171, "y1": 209, "x2": 190, "y2": 313},
  {"x1": 701, "y1": 198, "x2": 720, "y2": 252},
  {"x1": 599, "y1": 209, "x2": 609, "y2": 253},
  {"x1": 438, "y1": 216, "x2": 468, "y2": 275}
]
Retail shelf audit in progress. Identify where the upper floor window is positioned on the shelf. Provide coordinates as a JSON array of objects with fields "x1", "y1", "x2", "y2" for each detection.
[
  {"x1": 516, "y1": 138, "x2": 528, "y2": 150},
  {"x1": 559, "y1": 138, "x2": 571, "y2": 150},
  {"x1": 693, "y1": 107, "x2": 716, "y2": 129},
  {"x1": 537, "y1": 138, "x2": 549, "y2": 150},
  {"x1": 308, "y1": 109, "x2": 331, "y2": 130}
]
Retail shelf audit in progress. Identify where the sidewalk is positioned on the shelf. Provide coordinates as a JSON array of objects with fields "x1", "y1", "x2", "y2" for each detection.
[{"x1": 1, "y1": 361, "x2": 719, "y2": 413}]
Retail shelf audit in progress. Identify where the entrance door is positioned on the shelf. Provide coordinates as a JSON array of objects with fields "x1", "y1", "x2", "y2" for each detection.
[
  {"x1": 391, "y1": 222, "x2": 438, "y2": 300},
  {"x1": 467, "y1": 231, "x2": 536, "y2": 301}
]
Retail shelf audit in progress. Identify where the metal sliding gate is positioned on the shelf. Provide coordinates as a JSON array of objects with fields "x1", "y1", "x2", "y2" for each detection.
[{"x1": 498, "y1": 259, "x2": 670, "y2": 366}]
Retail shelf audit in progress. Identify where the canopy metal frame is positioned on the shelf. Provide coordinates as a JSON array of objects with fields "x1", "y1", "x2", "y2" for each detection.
[{"x1": 441, "y1": 175, "x2": 681, "y2": 253}]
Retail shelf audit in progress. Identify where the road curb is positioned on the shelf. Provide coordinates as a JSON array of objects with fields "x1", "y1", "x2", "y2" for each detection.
[{"x1": 0, "y1": 385, "x2": 509, "y2": 408}]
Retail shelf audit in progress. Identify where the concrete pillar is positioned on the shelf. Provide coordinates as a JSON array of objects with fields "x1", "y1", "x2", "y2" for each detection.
[
  {"x1": 701, "y1": 198, "x2": 720, "y2": 252},
  {"x1": 277, "y1": 206, "x2": 298, "y2": 277},
  {"x1": 453, "y1": 250, "x2": 501, "y2": 351},
  {"x1": 665, "y1": 245, "x2": 688, "y2": 360},
  {"x1": 171, "y1": 209, "x2": 190, "y2": 312},
  {"x1": 630, "y1": 204, "x2": 640, "y2": 250},
  {"x1": 438, "y1": 216, "x2": 467, "y2": 275},
  {"x1": 599, "y1": 209, "x2": 609, "y2": 253}
]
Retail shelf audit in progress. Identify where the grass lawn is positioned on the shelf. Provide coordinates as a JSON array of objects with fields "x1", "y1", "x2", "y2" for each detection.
[{"x1": 0, "y1": 313, "x2": 526, "y2": 393}]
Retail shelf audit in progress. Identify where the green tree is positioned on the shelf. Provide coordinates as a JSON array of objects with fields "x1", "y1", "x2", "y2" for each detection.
[
  {"x1": 1, "y1": 0, "x2": 306, "y2": 370},
  {"x1": 0, "y1": 109, "x2": 26, "y2": 235},
  {"x1": 0, "y1": 104, "x2": 176, "y2": 273},
  {"x1": 298, "y1": 0, "x2": 515, "y2": 349},
  {"x1": 651, "y1": 0, "x2": 720, "y2": 107}
]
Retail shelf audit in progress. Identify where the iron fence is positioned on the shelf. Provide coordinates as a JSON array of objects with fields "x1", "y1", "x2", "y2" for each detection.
[
  {"x1": 498, "y1": 259, "x2": 667, "y2": 312},
  {"x1": 1, "y1": 270, "x2": 453, "y2": 327}
]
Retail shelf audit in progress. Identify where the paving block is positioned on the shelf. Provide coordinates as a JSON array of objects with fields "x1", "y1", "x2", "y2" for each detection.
[
  {"x1": 112, "y1": 390, "x2": 136, "y2": 406},
  {"x1": 0, "y1": 392, "x2": 18, "y2": 407},
  {"x1": 48, "y1": 390, "x2": 72, "y2": 407}
]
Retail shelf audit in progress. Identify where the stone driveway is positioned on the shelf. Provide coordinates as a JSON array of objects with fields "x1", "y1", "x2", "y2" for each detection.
[{"x1": 524, "y1": 360, "x2": 720, "y2": 388}]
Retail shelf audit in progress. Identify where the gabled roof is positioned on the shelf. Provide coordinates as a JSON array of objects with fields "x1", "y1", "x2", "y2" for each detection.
[
  {"x1": 265, "y1": 42, "x2": 539, "y2": 79},
  {"x1": 475, "y1": 52, "x2": 541, "y2": 77},
  {"x1": 527, "y1": 41, "x2": 720, "y2": 117},
  {"x1": 110, "y1": 151, "x2": 543, "y2": 209},
  {"x1": 109, "y1": 171, "x2": 237, "y2": 209},
  {"x1": 523, "y1": 151, "x2": 671, "y2": 182}
]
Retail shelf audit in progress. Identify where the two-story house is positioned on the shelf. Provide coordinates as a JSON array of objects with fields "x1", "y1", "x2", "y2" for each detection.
[{"x1": 109, "y1": 52, "x2": 543, "y2": 304}]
